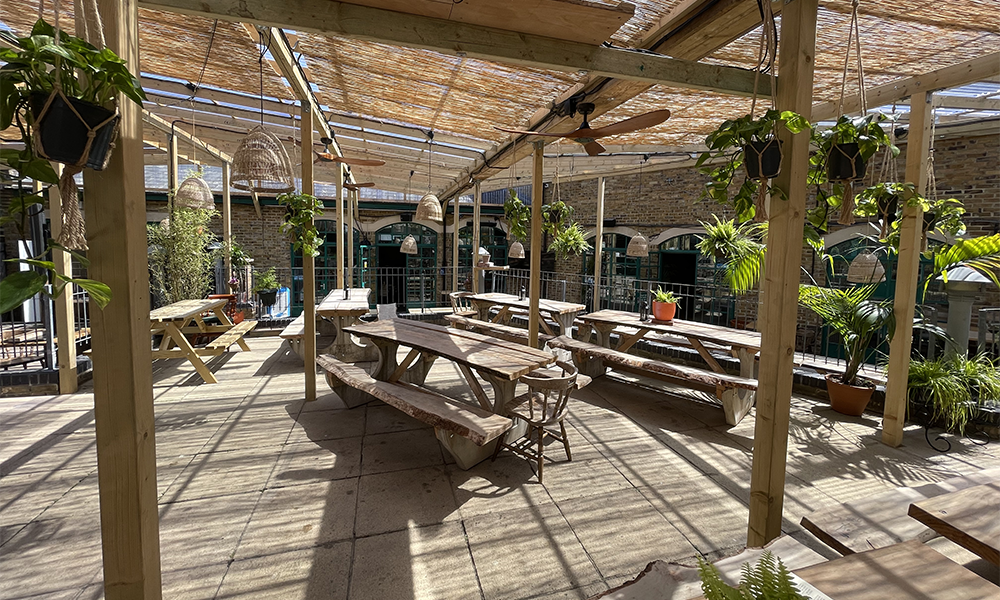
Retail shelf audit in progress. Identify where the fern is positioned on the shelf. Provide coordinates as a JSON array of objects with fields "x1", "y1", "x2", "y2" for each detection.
[{"x1": 698, "y1": 551, "x2": 807, "y2": 600}]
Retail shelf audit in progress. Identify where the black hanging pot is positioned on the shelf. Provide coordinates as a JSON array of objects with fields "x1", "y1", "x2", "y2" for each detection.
[
  {"x1": 743, "y1": 138, "x2": 783, "y2": 180},
  {"x1": 827, "y1": 142, "x2": 867, "y2": 181},
  {"x1": 258, "y1": 289, "x2": 278, "y2": 307},
  {"x1": 923, "y1": 211, "x2": 938, "y2": 233},
  {"x1": 30, "y1": 92, "x2": 119, "y2": 171}
]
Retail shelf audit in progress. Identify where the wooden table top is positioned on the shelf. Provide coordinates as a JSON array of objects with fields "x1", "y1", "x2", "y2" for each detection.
[
  {"x1": 580, "y1": 309, "x2": 762, "y2": 350},
  {"x1": 470, "y1": 293, "x2": 586, "y2": 315},
  {"x1": 908, "y1": 482, "x2": 1000, "y2": 566},
  {"x1": 317, "y1": 288, "x2": 371, "y2": 317},
  {"x1": 150, "y1": 298, "x2": 228, "y2": 323},
  {"x1": 791, "y1": 540, "x2": 998, "y2": 600},
  {"x1": 345, "y1": 318, "x2": 555, "y2": 381}
]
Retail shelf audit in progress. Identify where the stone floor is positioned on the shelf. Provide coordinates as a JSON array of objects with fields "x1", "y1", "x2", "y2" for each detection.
[{"x1": 2, "y1": 336, "x2": 998, "y2": 600}]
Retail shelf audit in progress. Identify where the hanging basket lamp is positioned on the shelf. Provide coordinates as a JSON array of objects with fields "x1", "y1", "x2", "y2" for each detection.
[
  {"x1": 415, "y1": 192, "x2": 442, "y2": 222},
  {"x1": 400, "y1": 234, "x2": 418, "y2": 255},
  {"x1": 626, "y1": 233, "x2": 649, "y2": 257},
  {"x1": 846, "y1": 252, "x2": 885, "y2": 284},
  {"x1": 174, "y1": 175, "x2": 215, "y2": 210},
  {"x1": 231, "y1": 125, "x2": 295, "y2": 193},
  {"x1": 509, "y1": 240, "x2": 525, "y2": 259}
]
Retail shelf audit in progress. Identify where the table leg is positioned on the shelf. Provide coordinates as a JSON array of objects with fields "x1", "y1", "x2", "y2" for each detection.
[
  {"x1": 164, "y1": 322, "x2": 217, "y2": 384},
  {"x1": 323, "y1": 315, "x2": 378, "y2": 362},
  {"x1": 592, "y1": 323, "x2": 617, "y2": 348},
  {"x1": 556, "y1": 314, "x2": 576, "y2": 337},
  {"x1": 436, "y1": 372, "x2": 526, "y2": 470},
  {"x1": 471, "y1": 299, "x2": 491, "y2": 322}
]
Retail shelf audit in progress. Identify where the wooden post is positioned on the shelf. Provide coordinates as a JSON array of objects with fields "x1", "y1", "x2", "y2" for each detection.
[
  {"x1": 347, "y1": 189, "x2": 355, "y2": 287},
  {"x1": 222, "y1": 162, "x2": 232, "y2": 285},
  {"x1": 86, "y1": 0, "x2": 162, "y2": 597},
  {"x1": 336, "y1": 164, "x2": 345, "y2": 289},
  {"x1": 747, "y1": 0, "x2": 817, "y2": 547},
  {"x1": 883, "y1": 92, "x2": 933, "y2": 446},
  {"x1": 301, "y1": 105, "x2": 317, "y2": 402},
  {"x1": 48, "y1": 165, "x2": 78, "y2": 393},
  {"x1": 167, "y1": 132, "x2": 178, "y2": 200},
  {"x1": 472, "y1": 182, "x2": 482, "y2": 293},
  {"x1": 592, "y1": 177, "x2": 605, "y2": 311},
  {"x1": 453, "y1": 197, "x2": 461, "y2": 291},
  {"x1": 528, "y1": 142, "x2": 544, "y2": 349}
]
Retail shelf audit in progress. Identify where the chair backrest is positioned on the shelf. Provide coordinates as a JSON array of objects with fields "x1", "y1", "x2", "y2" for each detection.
[
  {"x1": 377, "y1": 303, "x2": 397, "y2": 321},
  {"x1": 449, "y1": 291, "x2": 475, "y2": 315},
  {"x1": 518, "y1": 360, "x2": 578, "y2": 425}
]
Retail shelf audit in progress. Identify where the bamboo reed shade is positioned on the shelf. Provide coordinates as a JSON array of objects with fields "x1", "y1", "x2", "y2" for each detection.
[
  {"x1": 509, "y1": 240, "x2": 526, "y2": 259},
  {"x1": 231, "y1": 126, "x2": 295, "y2": 193},
  {"x1": 174, "y1": 176, "x2": 215, "y2": 210},
  {"x1": 415, "y1": 193, "x2": 443, "y2": 222},
  {"x1": 400, "y1": 234, "x2": 418, "y2": 254},
  {"x1": 626, "y1": 233, "x2": 649, "y2": 257},
  {"x1": 846, "y1": 252, "x2": 886, "y2": 283}
]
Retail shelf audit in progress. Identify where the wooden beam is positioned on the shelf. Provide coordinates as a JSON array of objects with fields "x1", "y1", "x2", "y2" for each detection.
[
  {"x1": 882, "y1": 92, "x2": 933, "y2": 447},
  {"x1": 142, "y1": 110, "x2": 232, "y2": 162},
  {"x1": 138, "y1": 0, "x2": 766, "y2": 97},
  {"x1": 222, "y1": 162, "x2": 232, "y2": 284},
  {"x1": 932, "y1": 95, "x2": 1000, "y2": 111},
  {"x1": 336, "y1": 164, "x2": 345, "y2": 289},
  {"x1": 302, "y1": 104, "x2": 318, "y2": 403},
  {"x1": 472, "y1": 182, "x2": 482, "y2": 294},
  {"x1": 812, "y1": 52, "x2": 1000, "y2": 121},
  {"x1": 347, "y1": 188, "x2": 355, "y2": 287},
  {"x1": 48, "y1": 164, "x2": 77, "y2": 393},
  {"x1": 453, "y1": 197, "x2": 461, "y2": 291},
  {"x1": 88, "y1": 0, "x2": 162, "y2": 597},
  {"x1": 747, "y1": 0, "x2": 818, "y2": 548},
  {"x1": 167, "y1": 133, "x2": 178, "y2": 197},
  {"x1": 593, "y1": 177, "x2": 605, "y2": 312},
  {"x1": 528, "y1": 142, "x2": 544, "y2": 349}
]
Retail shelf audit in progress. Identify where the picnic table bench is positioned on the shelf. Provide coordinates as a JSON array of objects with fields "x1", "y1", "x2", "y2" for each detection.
[
  {"x1": 280, "y1": 288, "x2": 376, "y2": 361},
  {"x1": 150, "y1": 298, "x2": 257, "y2": 383},
  {"x1": 469, "y1": 293, "x2": 584, "y2": 336},
  {"x1": 445, "y1": 314, "x2": 553, "y2": 348}
]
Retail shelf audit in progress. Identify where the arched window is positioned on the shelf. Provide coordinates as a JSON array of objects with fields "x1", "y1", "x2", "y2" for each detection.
[
  {"x1": 371, "y1": 222, "x2": 437, "y2": 308},
  {"x1": 459, "y1": 223, "x2": 508, "y2": 267}
]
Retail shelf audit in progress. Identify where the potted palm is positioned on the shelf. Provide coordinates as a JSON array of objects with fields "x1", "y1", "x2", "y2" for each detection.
[
  {"x1": 798, "y1": 284, "x2": 894, "y2": 416},
  {"x1": 651, "y1": 287, "x2": 680, "y2": 322}
]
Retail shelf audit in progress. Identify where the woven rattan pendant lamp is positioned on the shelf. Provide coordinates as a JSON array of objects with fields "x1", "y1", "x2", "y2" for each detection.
[
  {"x1": 415, "y1": 132, "x2": 442, "y2": 222},
  {"x1": 509, "y1": 240, "x2": 525, "y2": 259},
  {"x1": 627, "y1": 156, "x2": 650, "y2": 257},
  {"x1": 846, "y1": 252, "x2": 885, "y2": 283},
  {"x1": 174, "y1": 173, "x2": 215, "y2": 210},
  {"x1": 400, "y1": 234, "x2": 418, "y2": 255},
  {"x1": 232, "y1": 31, "x2": 294, "y2": 193}
]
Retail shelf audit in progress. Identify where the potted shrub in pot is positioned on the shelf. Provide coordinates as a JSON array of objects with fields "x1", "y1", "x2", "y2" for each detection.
[
  {"x1": 798, "y1": 284, "x2": 894, "y2": 416},
  {"x1": 651, "y1": 287, "x2": 680, "y2": 322},
  {"x1": 908, "y1": 353, "x2": 1000, "y2": 435},
  {"x1": 253, "y1": 267, "x2": 280, "y2": 308}
]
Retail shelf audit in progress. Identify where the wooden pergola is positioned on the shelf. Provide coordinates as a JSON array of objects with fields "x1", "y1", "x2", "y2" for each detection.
[{"x1": 8, "y1": 0, "x2": 997, "y2": 597}]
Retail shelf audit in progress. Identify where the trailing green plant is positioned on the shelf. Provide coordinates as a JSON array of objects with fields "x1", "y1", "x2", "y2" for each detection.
[
  {"x1": 697, "y1": 551, "x2": 806, "y2": 600},
  {"x1": 147, "y1": 208, "x2": 219, "y2": 306},
  {"x1": 696, "y1": 216, "x2": 768, "y2": 294},
  {"x1": 503, "y1": 190, "x2": 530, "y2": 242},
  {"x1": 908, "y1": 353, "x2": 1000, "y2": 434},
  {"x1": 277, "y1": 192, "x2": 324, "y2": 257},
  {"x1": 697, "y1": 110, "x2": 811, "y2": 222},
  {"x1": 813, "y1": 113, "x2": 897, "y2": 177},
  {"x1": 652, "y1": 287, "x2": 680, "y2": 305},
  {"x1": 798, "y1": 284, "x2": 894, "y2": 387},
  {"x1": 548, "y1": 222, "x2": 591, "y2": 259},
  {"x1": 252, "y1": 267, "x2": 279, "y2": 293}
]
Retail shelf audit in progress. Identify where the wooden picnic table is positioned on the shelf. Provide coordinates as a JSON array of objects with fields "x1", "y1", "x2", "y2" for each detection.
[
  {"x1": 150, "y1": 298, "x2": 256, "y2": 383},
  {"x1": 316, "y1": 287, "x2": 377, "y2": 361},
  {"x1": 343, "y1": 318, "x2": 555, "y2": 468},
  {"x1": 468, "y1": 292, "x2": 586, "y2": 336},
  {"x1": 908, "y1": 482, "x2": 1000, "y2": 566}
]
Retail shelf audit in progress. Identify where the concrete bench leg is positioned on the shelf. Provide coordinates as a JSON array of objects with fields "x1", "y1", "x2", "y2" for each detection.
[
  {"x1": 720, "y1": 387, "x2": 755, "y2": 426},
  {"x1": 571, "y1": 350, "x2": 608, "y2": 379},
  {"x1": 325, "y1": 370, "x2": 378, "y2": 408},
  {"x1": 436, "y1": 419, "x2": 527, "y2": 470}
]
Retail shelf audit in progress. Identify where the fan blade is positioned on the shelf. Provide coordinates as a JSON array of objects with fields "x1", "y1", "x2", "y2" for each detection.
[
  {"x1": 335, "y1": 157, "x2": 386, "y2": 167},
  {"x1": 494, "y1": 126, "x2": 573, "y2": 138},
  {"x1": 584, "y1": 141, "x2": 605, "y2": 156},
  {"x1": 588, "y1": 109, "x2": 671, "y2": 138},
  {"x1": 314, "y1": 150, "x2": 335, "y2": 162},
  {"x1": 345, "y1": 182, "x2": 376, "y2": 190}
]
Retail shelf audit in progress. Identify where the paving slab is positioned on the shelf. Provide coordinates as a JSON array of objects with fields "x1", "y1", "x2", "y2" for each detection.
[
  {"x1": 269, "y1": 437, "x2": 364, "y2": 487},
  {"x1": 161, "y1": 447, "x2": 279, "y2": 503},
  {"x1": 218, "y1": 542, "x2": 352, "y2": 600},
  {"x1": 157, "y1": 490, "x2": 259, "y2": 572},
  {"x1": 355, "y1": 465, "x2": 460, "y2": 536},
  {"x1": 360, "y1": 429, "x2": 446, "y2": 475}
]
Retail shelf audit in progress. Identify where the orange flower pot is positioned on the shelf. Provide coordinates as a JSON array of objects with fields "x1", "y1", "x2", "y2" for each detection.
[
  {"x1": 651, "y1": 301, "x2": 676, "y2": 322},
  {"x1": 825, "y1": 374, "x2": 875, "y2": 416}
]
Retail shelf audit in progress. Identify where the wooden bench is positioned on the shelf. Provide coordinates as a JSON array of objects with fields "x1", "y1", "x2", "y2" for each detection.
[
  {"x1": 205, "y1": 320, "x2": 257, "y2": 352},
  {"x1": 800, "y1": 467, "x2": 1000, "y2": 555},
  {"x1": 279, "y1": 314, "x2": 308, "y2": 358},
  {"x1": 547, "y1": 335, "x2": 758, "y2": 425},
  {"x1": 317, "y1": 354, "x2": 513, "y2": 446},
  {"x1": 445, "y1": 314, "x2": 554, "y2": 348}
]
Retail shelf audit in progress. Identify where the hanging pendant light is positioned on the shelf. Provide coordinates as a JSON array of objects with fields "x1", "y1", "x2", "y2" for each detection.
[
  {"x1": 626, "y1": 233, "x2": 649, "y2": 257},
  {"x1": 414, "y1": 132, "x2": 442, "y2": 222},
  {"x1": 400, "y1": 234, "x2": 418, "y2": 255},
  {"x1": 846, "y1": 252, "x2": 885, "y2": 283},
  {"x1": 174, "y1": 174, "x2": 215, "y2": 210},
  {"x1": 509, "y1": 240, "x2": 525, "y2": 259}
]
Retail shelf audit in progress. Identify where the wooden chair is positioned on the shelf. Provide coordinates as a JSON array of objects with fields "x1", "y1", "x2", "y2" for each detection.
[
  {"x1": 449, "y1": 291, "x2": 477, "y2": 317},
  {"x1": 493, "y1": 360, "x2": 578, "y2": 482}
]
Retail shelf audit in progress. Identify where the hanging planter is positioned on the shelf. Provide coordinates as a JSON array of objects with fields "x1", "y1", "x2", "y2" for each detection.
[
  {"x1": 742, "y1": 138, "x2": 782, "y2": 180},
  {"x1": 30, "y1": 92, "x2": 119, "y2": 170},
  {"x1": 826, "y1": 141, "x2": 867, "y2": 182}
]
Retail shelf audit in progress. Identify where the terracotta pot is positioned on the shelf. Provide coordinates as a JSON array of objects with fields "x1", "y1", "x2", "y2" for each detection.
[
  {"x1": 651, "y1": 301, "x2": 676, "y2": 322},
  {"x1": 825, "y1": 374, "x2": 874, "y2": 416}
]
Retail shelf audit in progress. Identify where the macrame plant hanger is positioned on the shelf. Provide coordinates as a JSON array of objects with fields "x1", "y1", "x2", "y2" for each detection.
[
  {"x1": 747, "y1": 0, "x2": 778, "y2": 223},
  {"x1": 40, "y1": 0, "x2": 114, "y2": 251},
  {"x1": 872, "y1": 104, "x2": 900, "y2": 239},
  {"x1": 834, "y1": 0, "x2": 868, "y2": 225},
  {"x1": 507, "y1": 140, "x2": 525, "y2": 259}
]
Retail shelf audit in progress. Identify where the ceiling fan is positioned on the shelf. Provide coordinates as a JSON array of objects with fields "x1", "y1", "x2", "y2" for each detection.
[
  {"x1": 344, "y1": 182, "x2": 375, "y2": 191},
  {"x1": 314, "y1": 136, "x2": 386, "y2": 166},
  {"x1": 495, "y1": 103, "x2": 670, "y2": 156}
]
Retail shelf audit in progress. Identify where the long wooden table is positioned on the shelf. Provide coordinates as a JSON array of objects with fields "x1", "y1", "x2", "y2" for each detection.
[
  {"x1": 469, "y1": 292, "x2": 586, "y2": 336},
  {"x1": 150, "y1": 298, "x2": 255, "y2": 383},
  {"x1": 908, "y1": 482, "x2": 1000, "y2": 567},
  {"x1": 343, "y1": 318, "x2": 555, "y2": 468},
  {"x1": 316, "y1": 287, "x2": 377, "y2": 361}
]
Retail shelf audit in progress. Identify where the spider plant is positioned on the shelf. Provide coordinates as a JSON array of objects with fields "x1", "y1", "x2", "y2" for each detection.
[
  {"x1": 908, "y1": 353, "x2": 1000, "y2": 433},
  {"x1": 697, "y1": 216, "x2": 767, "y2": 294}
]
